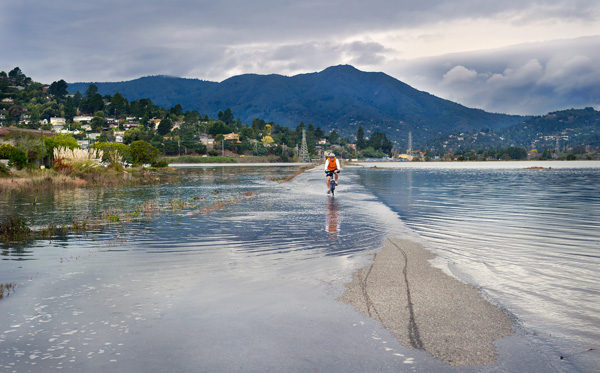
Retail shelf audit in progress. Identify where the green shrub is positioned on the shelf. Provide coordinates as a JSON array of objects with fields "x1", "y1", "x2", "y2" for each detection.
[
  {"x1": 0, "y1": 144, "x2": 17, "y2": 159},
  {"x1": 129, "y1": 140, "x2": 159, "y2": 166},
  {"x1": 151, "y1": 158, "x2": 169, "y2": 168},
  {"x1": 44, "y1": 134, "x2": 79, "y2": 158},
  {"x1": 94, "y1": 142, "x2": 131, "y2": 162},
  {"x1": 8, "y1": 149, "x2": 29, "y2": 169}
]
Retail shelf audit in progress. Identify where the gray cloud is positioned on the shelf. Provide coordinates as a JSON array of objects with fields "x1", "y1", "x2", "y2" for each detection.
[
  {"x1": 1, "y1": 1, "x2": 599, "y2": 115},
  {"x1": 395, "y1": 36, "x2": 600, "y2": 114}
]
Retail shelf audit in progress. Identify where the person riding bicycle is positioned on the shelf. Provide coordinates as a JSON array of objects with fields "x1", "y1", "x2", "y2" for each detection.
[{"x1": 324, "y1": 152, "x2": 341, "y2": 194}]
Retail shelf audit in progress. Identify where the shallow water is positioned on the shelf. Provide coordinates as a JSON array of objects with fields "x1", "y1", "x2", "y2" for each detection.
[
  {"x1": 0, "y1": 164, "x2": 595, "y2": 371},
  {"x1": 354, "y1": 162, "x2": 600, "y2": 371}
]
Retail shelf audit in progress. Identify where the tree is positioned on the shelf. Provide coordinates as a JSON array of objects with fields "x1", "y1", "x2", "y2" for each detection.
[
  {"x1": 44, "y1": 134, "x2": 79, "y2": 158},
  {"x1": 5, "y1": 131, "x2": 44, "y2": 163},
  {"x1": 170, "y1": 104, "x2": 183, "y2": 116},
  {"x1": 8, "y1": 67, "x2": 28, "y2": 86},
  {"x1": 129, "y1": 140, "x2": 159, "y2": 165},
  {"x1": 505, "y1": 147, "x2": 527, "y2": 160},
  {"x1": 328, "y1": 130, "x2": 340, "y2": 145},
  {"x1": 123, "y1": 127, "x2": 153, "y2": 145},
  {"x1": 63, "y1": 96, "x2": 77, "y2": 121},
  {"x1": 218, "y1": 108, "x2": 234, "y2": 124},
  {"x1": 110, "y1": 92, "x2": 127, "y2": 117},
  {"x1": 208, "y1": 121, "x2": 232, "y2": 136},
  {"x1": 85, "y1": 84, "x2": 98, "y2": 98},
  {"x1": 314, "y1": 127, "x2": 324, "y2": 139},
  {"x1": 49, "y1": 80, "x2": 69, "y2": 101},
  {"x1": 91, "y1": 112, "x2": 107, "y2": 132},
  {"x1": 8, "y1": 148, "x2": 29, "y2": 169},
  {"x1": 356, "y1": 126, "x2": 367, "y2": 150},
  {"x1": 238, "y1": 127, "x2": 253, "y2": 142},
  {"x1": 368, "y1": 131, "x2": 393, "y2": 155},
  {"x1": 180, "y1": 111, "x2": 199, "y2": 140},
  {"x1": 86, "y1": 94, "x2": 105, "y2": 113},
  {"x1": 157, "y1": 118, "x2": 173, "y2": 136}
]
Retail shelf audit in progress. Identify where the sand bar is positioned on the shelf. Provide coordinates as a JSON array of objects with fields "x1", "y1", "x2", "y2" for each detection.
[{"x1": 339, "y1": 237, "x2": 514, "y2": 366}]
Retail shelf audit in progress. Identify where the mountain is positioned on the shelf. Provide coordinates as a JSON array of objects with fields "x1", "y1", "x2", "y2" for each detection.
[{"x1": 68, "y1": 65, "x2": 524, "y2": 144}]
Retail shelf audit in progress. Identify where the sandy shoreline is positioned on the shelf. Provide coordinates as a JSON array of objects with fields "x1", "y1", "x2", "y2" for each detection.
[{"x1": 338, "y1": 237, "x2": 514, "y2": 366}]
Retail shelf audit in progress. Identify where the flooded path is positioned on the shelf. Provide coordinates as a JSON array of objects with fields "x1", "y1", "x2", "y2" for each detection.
[{"x1": 1, "y1": 167, "x2": 557, "y2": 372}]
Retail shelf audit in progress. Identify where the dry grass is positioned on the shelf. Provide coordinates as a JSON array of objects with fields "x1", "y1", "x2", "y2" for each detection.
[{"x1": 0, "y1": 167, "x2": 176, "y2": 193}]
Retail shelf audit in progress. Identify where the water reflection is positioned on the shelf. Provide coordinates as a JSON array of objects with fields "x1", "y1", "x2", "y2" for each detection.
[
  {"x1": 0, "y1": 166, "x2": 562, "y2": 372},
  {"x1": 325, "y1": 197, "x2": 340, "y2": 239}
]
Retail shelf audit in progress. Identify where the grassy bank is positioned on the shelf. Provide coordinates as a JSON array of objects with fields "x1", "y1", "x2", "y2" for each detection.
[{"x1": 0, "y1": 166, "x2": 178, "y2": 193}]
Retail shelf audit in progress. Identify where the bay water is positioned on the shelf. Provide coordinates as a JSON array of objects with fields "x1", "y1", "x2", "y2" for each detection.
[
  {"x1": 1, "y1": 162, "x2": 598, "y2": 372},
  {"x1": 355, "y1": 161, "x2": 600, "y2": 372}
]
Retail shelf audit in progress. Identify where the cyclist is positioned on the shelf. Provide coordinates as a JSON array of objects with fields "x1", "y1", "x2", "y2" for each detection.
[{"x1": 324, "y1": 152, "x2": 341, "y2": 194}]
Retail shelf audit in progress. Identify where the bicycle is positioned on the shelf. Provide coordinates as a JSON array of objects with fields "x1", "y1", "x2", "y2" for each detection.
[{"x1": 325, "y1": 170, "x2": 338, "y2": 196}]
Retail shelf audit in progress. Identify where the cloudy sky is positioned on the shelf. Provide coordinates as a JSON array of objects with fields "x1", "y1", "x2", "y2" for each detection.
[{"x1": 1, "y1": 0, "x2": 599, "y2": 115}]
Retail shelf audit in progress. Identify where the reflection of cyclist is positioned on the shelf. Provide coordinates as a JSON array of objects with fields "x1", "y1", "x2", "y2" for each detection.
[
  {"x1": 324, "y1": 152, "x2": 341, "y2": 194},
  {"x1": 326, "y1": 197, "x2": 339, "y2": 239}
]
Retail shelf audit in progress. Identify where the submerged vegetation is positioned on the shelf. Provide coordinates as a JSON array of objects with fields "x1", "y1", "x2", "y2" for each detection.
[
  {"x1": 0, "y1": 189, "x2": 262, "y2": 245},
  {"x1": 0, "y1": 216, "x2": 32, "y2": 241},
  {"x1": 0, "y1": 283, "x2": 17, "y2": 300}
]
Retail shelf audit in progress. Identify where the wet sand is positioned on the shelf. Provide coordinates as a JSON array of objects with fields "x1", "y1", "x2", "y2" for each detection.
[{"x1": 339, "y1": 237, "x2": 514, "y2": 366}]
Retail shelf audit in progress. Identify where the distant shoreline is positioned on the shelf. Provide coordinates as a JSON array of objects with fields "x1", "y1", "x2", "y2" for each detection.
[
  {"x1": 350, "y1": 160, "x2": 600, "y2": 169},
  {"x1": 169, "y1": 162, "x2": 312, "y2": 167}
]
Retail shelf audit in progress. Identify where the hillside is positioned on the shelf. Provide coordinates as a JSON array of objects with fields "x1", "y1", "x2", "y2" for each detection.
[
  {"x1": 426, "y1": 107, "x2": 600, "y2": 153},
  {"x1": 68, "y1": 65, "x2": 524, "y2": 144}
]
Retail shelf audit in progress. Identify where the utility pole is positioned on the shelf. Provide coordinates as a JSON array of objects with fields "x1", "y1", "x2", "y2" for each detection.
[
  {"x1": 299, "y1": 129, "x2": 309, "y2": 162},
  {"x1": 555, "y1": 135, "x2": 560, "y2": 159}
]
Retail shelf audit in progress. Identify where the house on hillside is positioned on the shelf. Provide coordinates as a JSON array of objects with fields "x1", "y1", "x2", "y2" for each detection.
[
  {"x1": 527, "y1": 150, "x2": 541, "y2": 159},
  {"x1": 114, "y1": 131, "x2": 125, "y2": 143},
  {"x1": 199, "y1": 134, "x2": 214, "y2": 149},
  {"x1": 223, "y1": 133, "x2": 240, "y2": 142},
  {"x1": 87, "y1": 133, "x2": 101, "y2": 141},
  {"x1": 50, "y1": 117, "x2": 66, "y2": 131},
  {"x1": 73, "y1": 115, "x2": 93, "y2": 123}
]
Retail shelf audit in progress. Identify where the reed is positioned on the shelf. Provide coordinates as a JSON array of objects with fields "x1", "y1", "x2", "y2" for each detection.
[
  {"x1": 0, "y1": 216, "x2": 32, "y2": 241},
  {"x1": 0, "y1": 283, "x2": 17, "y2": 300},
  {"x1": 53, "y1": 147, "x2": 103, "y2": 164}
]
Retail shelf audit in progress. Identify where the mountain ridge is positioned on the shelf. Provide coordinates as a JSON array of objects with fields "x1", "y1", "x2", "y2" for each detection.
[{"x1": 67, "y1": 65, "x2": 524, "y2": 143}]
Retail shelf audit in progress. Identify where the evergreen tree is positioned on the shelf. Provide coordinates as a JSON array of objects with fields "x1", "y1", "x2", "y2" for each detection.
[
  {"x1": 157, "y1": 118, "x2": 173, "y2": 136},
  {"x1": 356, "y1": 126, "x2": 367, "y2": 150},
  {"x1": 48, "y1": 80, "x2": 68, "y2": 101}
]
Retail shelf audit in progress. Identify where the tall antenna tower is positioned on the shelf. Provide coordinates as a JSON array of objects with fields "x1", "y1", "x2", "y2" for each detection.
[
  {"x1": 407, "y1": 131, "x2": 413, "y2": 155},
  {"x1": 555, "y1": 135, "x2": 560, "y2": 158},
  {"x1": 299, "y1": 129, "x2": 310, "y2": 162}
]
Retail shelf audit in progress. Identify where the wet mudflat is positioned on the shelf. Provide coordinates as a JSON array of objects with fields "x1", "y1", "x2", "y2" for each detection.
[{"x1": 1, "y1": 166, "x2": 559, "y2": 372}]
